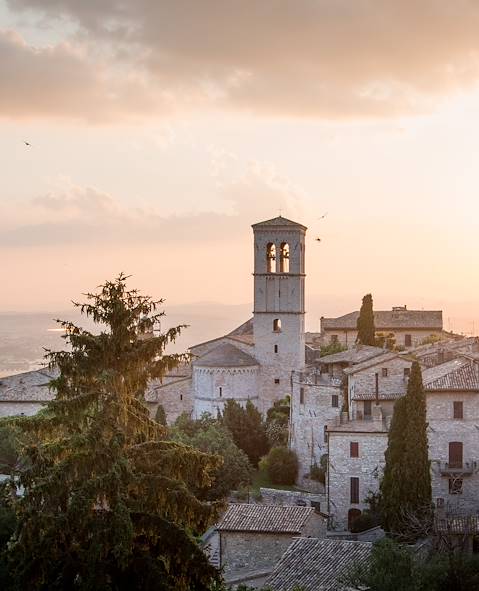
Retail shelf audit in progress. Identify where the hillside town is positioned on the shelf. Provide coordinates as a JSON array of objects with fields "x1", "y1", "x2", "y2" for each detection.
[{"x1": 2, "y1": 216, "x2": 478, "y2": 589}]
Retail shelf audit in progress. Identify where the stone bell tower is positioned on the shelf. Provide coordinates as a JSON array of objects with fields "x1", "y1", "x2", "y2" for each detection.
[{"x1": 252, "y1": 216, "x2": 306, "y2": 411}]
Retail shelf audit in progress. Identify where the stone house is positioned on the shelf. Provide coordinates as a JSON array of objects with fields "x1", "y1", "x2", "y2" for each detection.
[
  {"x1": 265, "y1": 537, "x2": 372, "y2": 591},
  {"x1": 0, "y1": 368, "x2": 55, "y2": 418},
  {"x1": 320, "y1": 306, "x2": 443, "y2": 349},
  {"x1": 216, "y1": 503, "x2": 326, "y2": 587}
]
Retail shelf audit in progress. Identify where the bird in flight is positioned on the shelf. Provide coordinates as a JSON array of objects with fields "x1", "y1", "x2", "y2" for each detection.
[
  {"x1": 318, "y1": 212, "x2": 328, "y2": 220},
  {"x1": 315, "y1": 237, "x2": 321, "y2": 242},
  {"x1": 24, "y1": 141, "x2": 31, "y2": 147}
]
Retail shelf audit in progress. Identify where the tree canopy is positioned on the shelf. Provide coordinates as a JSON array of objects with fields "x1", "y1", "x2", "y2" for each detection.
[
  {"x1": 380, "y1": 361, "x2": 432, "y2": 539},
  {"x1": 356, "y1": 293, "x2": 376, "y2": 346},
  {"x1": 4, "y1": 275, "x2": 222, "y2": 591},
  {"x1": 221, "y1": 400, "x2": 269, "y2": 467}
]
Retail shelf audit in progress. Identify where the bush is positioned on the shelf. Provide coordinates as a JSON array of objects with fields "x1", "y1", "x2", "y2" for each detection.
[
  {"x1": 154, "y1": 404, "x2": 167, "y2": 426},
  {"x1": 263, "y1": 447, "x2": 298, "y2": 485},
  {"x1": 320, "y1": 342, "x2": 347, "y2": 357}
]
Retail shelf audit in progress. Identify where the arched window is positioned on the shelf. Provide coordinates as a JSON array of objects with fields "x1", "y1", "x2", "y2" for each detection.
[
  {"x1": 273, "y1": 318, "x2": 282, "y2": 332},
  {"x1": 266, "y1": 243, "x2": 276, "y2": 273},
  {"x1": 280, "y1": 242, "x2": 290, "y2": 273}
]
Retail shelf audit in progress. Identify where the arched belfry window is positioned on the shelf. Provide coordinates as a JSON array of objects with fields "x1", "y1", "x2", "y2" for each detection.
[
  {"x1": 266, "y1": 243, "x2": 276, "y2": 273},
  {"x1": 273, "y1": 318, "x2": 282, "y2": 332},
  {"x1": 280, "y1": 242, "x2": 290, "y2": 273}
]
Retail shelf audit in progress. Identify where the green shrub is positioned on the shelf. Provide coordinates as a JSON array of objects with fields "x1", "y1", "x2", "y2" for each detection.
[{"x1": 264, "y1": 447, "x2": 298, "y2": 485}]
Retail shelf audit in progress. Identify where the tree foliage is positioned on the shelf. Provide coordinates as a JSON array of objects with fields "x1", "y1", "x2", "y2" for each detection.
[
  {"x1": 171, "y1": 414, "x2": 252, "y2": 500},
  {"x1": 4, "y1": 275, "x2": 222, "y2": 591},
  {"x1": 265, "y1": 396, "x2": 290, "y2": 447},
  {"x1": 380, "y1": 362, "x2": 432, "y2": 539},
  {"x1": 262, "y1": 446, "x2": 298, "y2": 485},
  {"x1": 356, "y1": 293, "x2": 376, "y2": 346},
  {"x1": 154, "y1": 404, "x2": 167, "y2": 426},
  {"x1": 221, "y1": 400, "x2": 269, "y2": 467}
]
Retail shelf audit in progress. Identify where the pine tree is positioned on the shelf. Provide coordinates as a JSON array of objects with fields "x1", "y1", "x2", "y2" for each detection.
[
  {"x1": 380, "y1": 362, "x2": 432, "y2": 538},
  {"x1": 356, "y1": 294, "x2": 376, "y2": 346},
  {"x1": 6, "y1": 275, "x2": 222, "y2": 591}
]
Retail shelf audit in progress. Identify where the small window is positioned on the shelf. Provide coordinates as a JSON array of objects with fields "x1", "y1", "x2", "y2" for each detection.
[
  {"x1": 382, "y1": 368, "x2": 388, "y2": 378},
  {"x1": 274, "y1": 378, "x2": 280, "y2": 384},
  {"x1": 364, "y1": 400, "x2": 372, "y2": 417},
  {"x1": 274, "y1": 344, "x2": 278, "y2": 353},
  {"x1": 449, "y1": 442, "x2": 463, "y2": 469},
  {"x1": 300, "y1": 387, "x2": 305, "y2": 404},
  {"x1": 404, "y1": 367, "x2": 410, "y2": 378},
  {"x1": 266, "y1": 242, "x2": 276, "y2": 273},
  {"x1": 350, "y1": 442, "x2": 359, "y2": 458},
  {"x1": 323, "y1": 425, "x2": 328, "y2": 443},
  {"x1": 279, "y1": 242, "x2": 290, "y2": 273},
  {"x1": 449, "y1": 478, "x2": 463, "y2": 495},
  {"x1": 453, "y1": 401, "x2": 463, "y2": 419},
  {"x1": 405, "y1": 334, "x2": 412, "y2": 347},
  {"x1": 332, "y1": 394, "x2": 339, "y2": 408},
  {"x1": 180, "y1": 394, "x2": 183, "y2": 401},
  {"x1": 350, "y1": 477, "x2": 360, "y2": 504},
  {"x1": 219, "y1": 387, "x2": 222, "y2": 397},
  {"x1": 331, "y1": 335, "x2": 339, "y2": 344},
  {"x1": 273, "y1": 318, "x2": 282, "y2": 332}
]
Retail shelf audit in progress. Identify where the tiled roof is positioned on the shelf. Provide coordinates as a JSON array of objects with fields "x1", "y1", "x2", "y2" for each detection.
[
  {"x1": 227, "y1": 318, "x2": 254, "y2": 337},
  {"x1": 0, "y1": 368, "x2": 56, "y2": 402},
  {"x1": 343, "y1": 352, "x2": 402, "y2": 375},
  {"x1": 423, "y1": 359, "x2": 479, "y2": 391},
  {"x1": 266, "y1": 538, "x2": 372, "y2": 591},
  {"x1": 353, "y1": 374, "x2": 407, "y2": 400},
  {"x1": 435, "y1": 516, "x2": 479, "y2": 534},
  {"x1": 327, "y1": 418, "x2": 388, "y2": 434},
  {"x1": 217, "y1": 504, "x2": 314, "y2": 533},
  {"x1": 322, "y1": 309, "x2": 443, "y2": 330},
  {"x1": 318, "y1": 345, "x2": 385, "y2": 366},
  {"x1": 251, "y1": 215, "x2": 307, "y2": 230},
  {"x1": 193, "y1": 343, "x2": 259, "y2": 368}
]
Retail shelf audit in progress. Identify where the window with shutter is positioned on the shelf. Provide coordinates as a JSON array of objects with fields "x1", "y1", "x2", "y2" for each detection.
[
  {"x1": 350, "y1": 477, "x2": 359, "y2": 504},
  {"x1": 449, "y1": 442, "x2": 463, "y2": 469},
  {"x1": 350, "y1": 442, "x2": 359, "y2": 458}
]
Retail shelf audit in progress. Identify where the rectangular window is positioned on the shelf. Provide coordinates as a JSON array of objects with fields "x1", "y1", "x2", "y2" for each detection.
[
  {"x1": 332, "y1": 394, "x2": 339, "y2": 408},
  {"x1": 324, "y1": 425, "x2": 328, "y2": 443},
  {"x1": 364, "y1": 400, "x2": 372, "y2": 418},
  {"x1": 300, "y1": 387, "x2": 305, "y2": 404},
  {"x1": 219, "y1": 387, "x2": 222, "y2": 397},
  {"x1": 449, "y1": 442, "x2": 463, "y2": 469},
  {"x1": 382, "y1": 367, "x2": 388, "y2": 377},
  {"x1": 274, "y1": 378, "x2": 280, "y2": 384},
  {"x1": 453, "y1": 401, "x2": 463, "y2": 419},
  {"x1": 274, "y1": 344, "x2": 278, "y2": 353},
  {"x1": 405, "y1": 334, "x2": 412, "y2": 347},
  {"x1": 350, "y1": 477, "x2": 359, "y2": 504},
  {"x1": 350, "y1": 442, "x2": 359, "y2": 458},
  {"x1": 449, "y1": 478, "x2": 463, "y2": 495}
]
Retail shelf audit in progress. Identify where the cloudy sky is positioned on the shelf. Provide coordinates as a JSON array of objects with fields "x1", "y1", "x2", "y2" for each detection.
[{"x1": 1, "y1": 1, "x2": 479, "y2": 333}]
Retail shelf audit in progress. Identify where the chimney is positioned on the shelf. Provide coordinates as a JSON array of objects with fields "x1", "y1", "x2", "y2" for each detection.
[{"x1": 375, "y1": 372, "x2": 379, "y2": 406}]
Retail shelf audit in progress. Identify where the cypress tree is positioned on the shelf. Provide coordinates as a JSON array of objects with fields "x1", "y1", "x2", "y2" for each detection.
[
  {"x1": 222, "y1": 400, "x2": 269, "y2": 467},
  {"x1": 380, "y1": 362, "x2": 432, "y2": 538},
  {"x1": 6, "y1": 275, "x2": 222, "y2": 591},
  {"x1": 356, "y1": 294, "x2": 376, "y2": 346}
]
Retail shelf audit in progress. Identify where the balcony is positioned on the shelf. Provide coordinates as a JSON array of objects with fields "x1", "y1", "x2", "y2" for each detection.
[{"x1": 438, "y1": 460, "x2": 476, "y2": 476}]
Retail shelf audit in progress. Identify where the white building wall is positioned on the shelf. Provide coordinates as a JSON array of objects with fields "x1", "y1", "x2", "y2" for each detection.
[
  {"x1": 427, "y1": 391, "x2": 479, "y2": 514},
  {"x1": 193, "y1": 366, "x2": 259, "y2": 418},
  {"x1": 327, "y1": 430, "x2": 387, "y2": 531}
]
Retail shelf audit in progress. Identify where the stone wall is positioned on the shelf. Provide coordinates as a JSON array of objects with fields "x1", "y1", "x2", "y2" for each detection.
[
  {"x1": 290, "y1": 376, "x2": 341, "y2": 479},
  {"x1": 328, "y1": 430, "x2": 387, "y2": 530},
  {"x1": 427, "y1": 391, "x2": 479, "y2": 514},
  {"x1": 324, "y1": 328, "x2": 442, "y2": 349},
  {"x1": 148, "y1": 377, "x2": 193, "y2": 424},
  {"x1": 0, "y1": 402, "x2": 46, "y2": 418},
  {"x1": 193, "y1": 365, "x2": 259, "y2": 418}
]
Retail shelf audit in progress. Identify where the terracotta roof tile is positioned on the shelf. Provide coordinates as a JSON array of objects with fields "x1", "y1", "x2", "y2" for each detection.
[{"x1": 217, "y1": 504, "x2": 314, "y2": 533}]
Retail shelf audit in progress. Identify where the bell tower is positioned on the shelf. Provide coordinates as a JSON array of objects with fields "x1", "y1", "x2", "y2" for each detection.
[{"x1": 252, "y1": 216, "x2": 306, "y2": 411}]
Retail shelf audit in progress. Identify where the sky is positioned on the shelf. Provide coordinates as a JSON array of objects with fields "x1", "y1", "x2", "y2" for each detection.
[{"x1": 1, "y1": 0, "x2": 479, "y2": 334}]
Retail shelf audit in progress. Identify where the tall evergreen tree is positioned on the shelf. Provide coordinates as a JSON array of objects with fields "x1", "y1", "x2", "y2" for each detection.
[
  {"x1": 380, "y1": 362, "x2": 432, "y2": 538},
  {"x1": 6, "y1": 275, "x2": 222, "y2": 591},
  {"x1": 222, "y1": 400, "x2": 269, "y2": 467},
  {"x1": 356, "y1": 294, "x2": 376, "y2": 346}
]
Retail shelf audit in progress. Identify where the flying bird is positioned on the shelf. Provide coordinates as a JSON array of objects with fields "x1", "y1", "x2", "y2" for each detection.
[
  {"x1": 318, "y1": 212, "x2": 328, "y2": 220},
  {"x1": 24, "y1": 141, "x2": 31, "y2": 147},
  {"x1": 315, "y1": 237, "x2": 321, "y2": 242}
]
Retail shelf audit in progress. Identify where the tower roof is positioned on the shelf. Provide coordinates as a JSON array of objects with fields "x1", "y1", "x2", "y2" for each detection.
[
  {"x1": 192, "y1": 342, "x2": 259, "y2": 368},
  {"x1": 252, "y1": 215, "x2": 307, "y2": 231}
]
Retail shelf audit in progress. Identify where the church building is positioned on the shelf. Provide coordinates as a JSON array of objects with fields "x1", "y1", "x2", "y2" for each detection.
[{"x1": 147, "y1": 215, "x2": 308, "y2": 421}]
